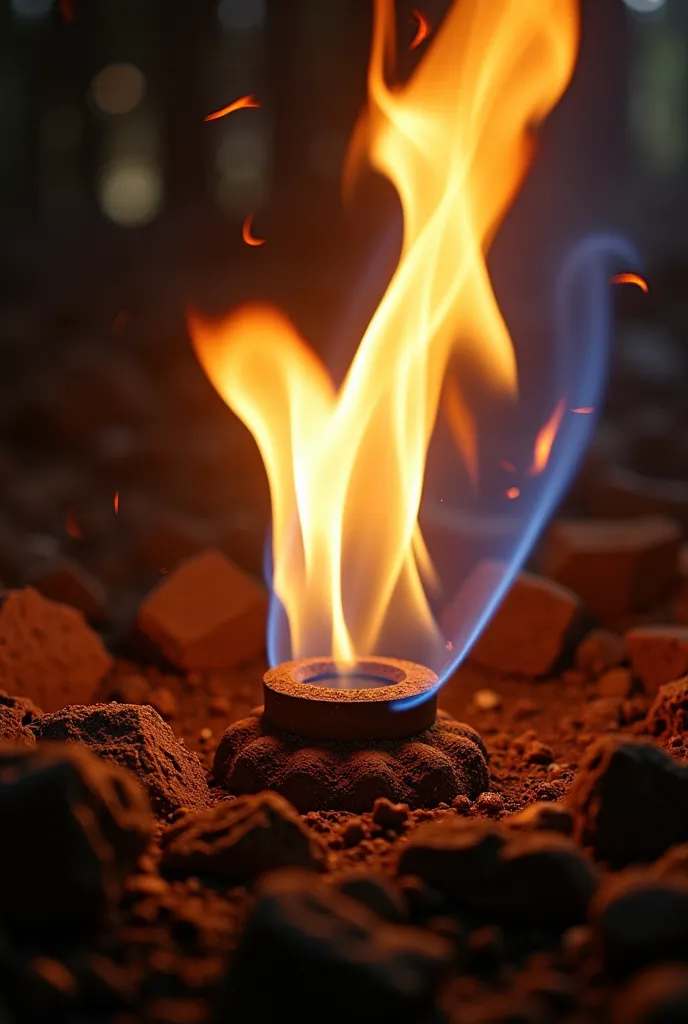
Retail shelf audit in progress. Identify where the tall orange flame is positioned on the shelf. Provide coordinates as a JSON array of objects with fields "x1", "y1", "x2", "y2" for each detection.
[{"x1": 191, "y1": 0, "x2": 579, "y2": 667}]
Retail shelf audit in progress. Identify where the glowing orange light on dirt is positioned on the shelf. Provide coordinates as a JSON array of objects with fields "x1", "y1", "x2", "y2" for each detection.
[
  {"x1": 611, "y1": 272, "x2": 648, "y2": 293},
  {"x1": 204, "y1": 94, "x2": 260, "y2": 123},
  {"x1": 530, "y1": 400, "x2": 566, "y2": 477},
  {"x1": 66, "y1": 509, "x2": 82, "y2": 540},
  {"x1": 410, "y1": 10, "x2": 432, "y2": 50},
  {"x1": 191, "y1": 0, "x2": 580, "y2": 666},
  {"x1": 242, "y1": 215, "x2": 265, "y2": 247}
]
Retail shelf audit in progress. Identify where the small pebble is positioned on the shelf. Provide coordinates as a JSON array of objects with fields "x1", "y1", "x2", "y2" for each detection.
[
  {"x1": 372, "y1": 797, "x2": 409, "y2": 831},
  {"x1": 149, "y1": 686, "x2": 179, "y2": 720},
  {"x1": 452, "y1": 795, "x2": 472, "y2": 814},
  {"x1": 473, "y1": 688, "x2": 502, "y2": 711},
  {"x1": 524, "y1": 741, "x2": 555, "y2": 766},
  {"x1": 474, "y1": 792, "x2": 504, "y2": 817}
]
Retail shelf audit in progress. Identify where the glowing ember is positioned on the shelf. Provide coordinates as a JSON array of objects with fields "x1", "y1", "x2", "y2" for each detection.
[
  {"x1": 66, "y1": 509, "x2": 82, "y2": 540},
  {"x1": 506, "y1": 487, "x2": 521, "y2": 500},
  {"x1": 571, "y1": 406, "x2": 594, "y2": 414},
  {"x1": 113, "y1": 491, "x2": 120, "y2": 514},
  {"x1": 204, "y1": 94, "x2": 260, "y2": 123},
  {"x1": 191, "y1": 0, "x2": 580, "y2": 670},
  {"x1": 242, "y1": 215, "x2": 266, "y2": 247},
  {"x1": 410, "y1": 10, "x2": 432, "y2": 50},
  {"x1": 610, "y1": 272, "x2": 648, "y2": 293}
]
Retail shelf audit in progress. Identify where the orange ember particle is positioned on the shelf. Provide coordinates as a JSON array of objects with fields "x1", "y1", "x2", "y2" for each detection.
[
  {"x1": 506, "y1": 486, "x2": 521, "y2": 500},
  {"x1": 610, "y1": 272, "x2": 648, "y2": 293},
  {"x1": 410, "y1": 10, "x2": 432, "y2": 49},
  {"x1": 204, "y1": 94, "x2": 260, "y2": 123},
  {"x1": 530, "y1": 398, "x2": 566, "y2": 477},
  {"x1": 112, "y1": 310, "x2": 129, "y2": 336},
  {"x1": 113, "y1": 491, "x2": 120, "y2": 514},
  {"x1": 60, "y1": 0, "x2": 75, "y2": 22},
  {"x1": 66, "y1": 509, "x2": 82, "y2": 540},
  {"x1": 242, "y1": 214, "x2": 266, "y2": 247},
  {"x1": 499, "y1": 459, "x2": 516, "y2": 473},
  {"x1": 571, "y1": 406, "x2": 594, "y2": 414}
]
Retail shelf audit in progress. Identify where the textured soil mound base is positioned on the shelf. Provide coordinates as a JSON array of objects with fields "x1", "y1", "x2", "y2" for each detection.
[{"x1": 213, "y1": 707, "x2": 489, "y2": 813}]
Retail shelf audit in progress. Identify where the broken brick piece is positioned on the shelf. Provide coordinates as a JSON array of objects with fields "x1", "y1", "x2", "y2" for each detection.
[
  {"x1": 542, "y1": 516, "x2": 681, "y2": 620},
  {"x1": 27, "y1": 556, "x2": 108, "y2": 623},
  {"x1": 137, "y1": 549, "x2": 267, "y2": 670},
  {"x1": 0, "y1": 588, "x2": 113, "y2": 712},
  {"x1": 626, "y1": 625, "x2": 688, "y2": 695},
  {"x1": 469, "y1": 572, "x2": 579, "y2": 677}
]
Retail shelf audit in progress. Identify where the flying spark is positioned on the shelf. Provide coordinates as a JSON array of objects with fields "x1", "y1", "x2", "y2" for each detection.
[
  {"x1": 610, "y1": 272, "x2": 648, "y2": 293},
  {"x1": 571, "y1": 407, "x2": 594, "y2": 415},
  {"x1": 204, "y1": 94, "x2": 260, "y2": 123},
  {"x1": 410, "y1": 10, "x2": 432, "y2": 49},
  {"x1": 242, "y1": 214, "x2": 265, "y2": 247}
]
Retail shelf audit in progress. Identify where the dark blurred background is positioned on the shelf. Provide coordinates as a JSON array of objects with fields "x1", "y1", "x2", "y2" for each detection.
[{"x1": 0, "y1": 0, "x2": 686, "y2": 635}]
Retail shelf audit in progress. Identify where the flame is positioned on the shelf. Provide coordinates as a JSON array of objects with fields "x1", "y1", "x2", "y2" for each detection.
[
  {"x1": 190, "y1": 0, "x2": 579, "y2": 668},
  {"x1": 204, "y1": 95, "x2": 260, "y2": 123},
  {"x1": 529, "y1": 398, "x2": 566, "y2": 476},
  {"x1": 242, "y1": 215, "x2": 266, "y2": 247},
  {"x1": 410, "y1": 11, "x2": 432, "y2": 50},
  {"x1": 611, "y1": 272, "x2": 648, "y2": 293}
]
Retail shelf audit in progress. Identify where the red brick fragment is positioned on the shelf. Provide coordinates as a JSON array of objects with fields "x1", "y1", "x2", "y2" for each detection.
[
  {"x1": 0, "y1": 587, "x2": 113, "y2": 712},
  {"x1": 543, "y1": 516, "x2": 681, "y2": 620},
  {"x1": 27, "y1": 557, "x2": 107, "y2": 623},
  {"x1": 469, "y1": 572, "x2": 579, "y2": 677},
  {"x1": 137, "y1": 549, "x2": 267, "y2": 671},
  {"x1": 625, "y1": 625, "x2": 688, "y2": 695}
]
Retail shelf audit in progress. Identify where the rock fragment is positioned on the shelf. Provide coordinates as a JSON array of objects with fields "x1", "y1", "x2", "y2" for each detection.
[
  {"x1": 0, "y1": 587, "x2": 112, "y2": 712},
  {"x1": 594, "y1": 873, "x2": 688, "y2": 976},
  {"x1": 597, "y1": 667, "x2": 633, "y2": 698},
  {"x1": 506, "y1": 802, "x2": 574, "y2": 836},
  {"x1": 137, "y1": 549, "x2": 267, "y2": 670},
  {"x1": 646, "y1": 677, "x2": 688, "y2": 738},
  {"x1": 0, "y1": 742, "x2": 151, "y2": 938},
  {"x1": 397, "y1": 817, "x2": 596, "y2": 926},
  {"x1": 496, "y1": 833, "x2": 598, "y2": 927},
  {"x1": 160, "y1": 792, "x2": 324, "y2": 883},
  {"x1": 221, "y1": 869, "x2": 452, "y2": 1023},
  {"x1": 543, "y1": 515, "x2": 681, "y2": 618},
  {"x1": 576, "y1": 629, "x2": 628, "y2": 678},
  {"x1": 26, "y1": 556, "x2": 108, "y2": 623},
  {"x1": 31, "y1": 703, "x2": 209, "y2": 818},
  {"x1": 626, "y1": 625, "x2": 688, "y2": 694},
  {"x1": 568, "y1": 736, "x2": 688, "y2": 867},
  {"x1": 0, "y1": 706, "x2": 35, "y2": 746},
  {"x1": 469, "y1": 572, "x2": 579, "y2": 677}
]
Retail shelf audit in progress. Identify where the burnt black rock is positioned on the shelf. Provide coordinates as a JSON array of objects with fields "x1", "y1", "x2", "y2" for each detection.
[
  {"x1": 0, "y1": 742, "x2": 152, "y2": 939},
  {"x1": 160, "y1": 792, "x2": 325, "y2": 883},
  {"x1": 30, "y1": 703, "x2": 209, "y2": 818},
  {"x1": 218, "y1": 868, "x2": 452, "y2": 1024},
  {"x1": 568, "y1": 736, "x2": 688, "y2": 867},
  {"x1": 594, "y1": 874, "x2": 688, "y2": 977}
]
